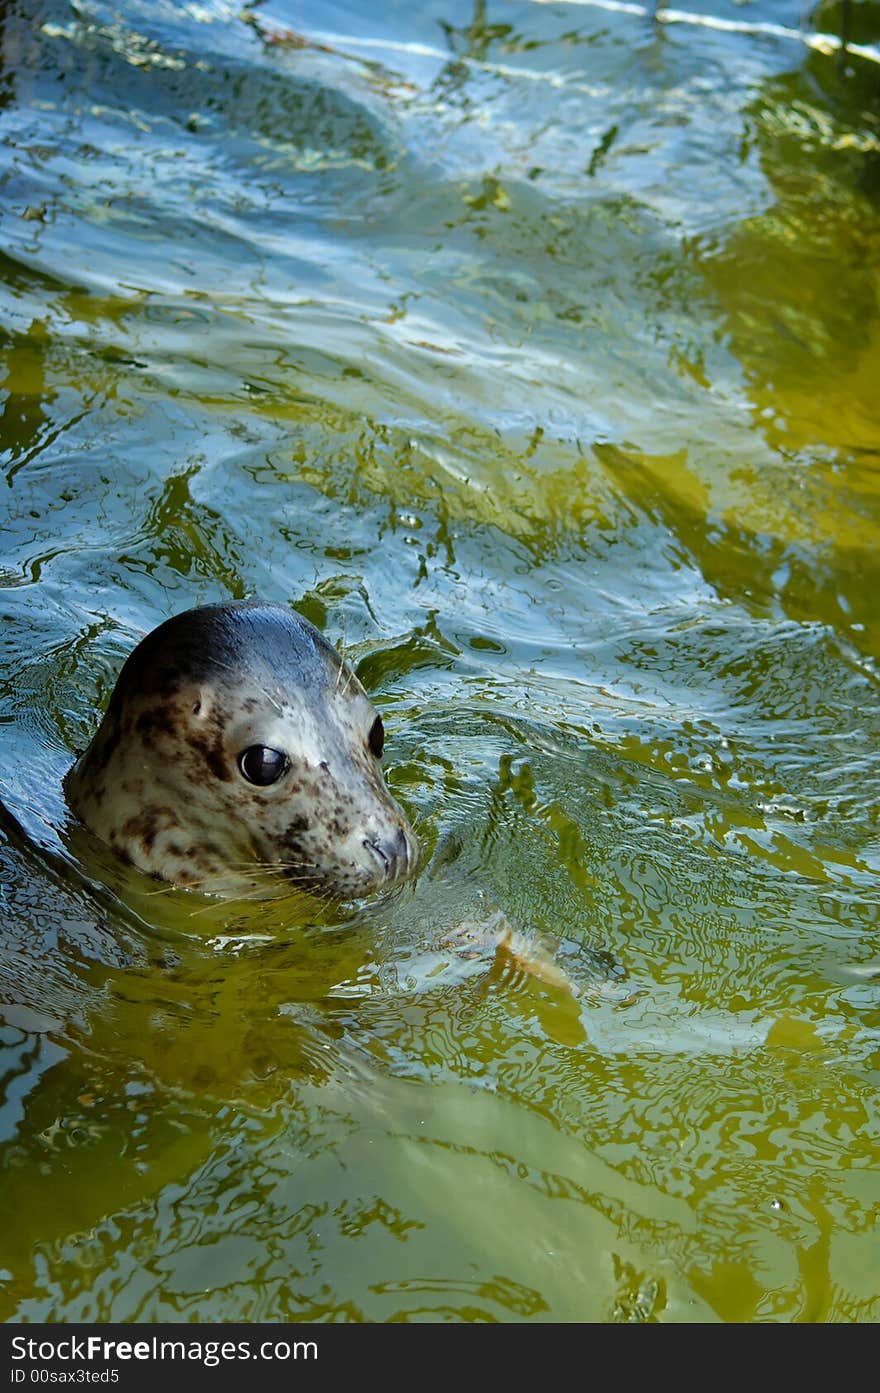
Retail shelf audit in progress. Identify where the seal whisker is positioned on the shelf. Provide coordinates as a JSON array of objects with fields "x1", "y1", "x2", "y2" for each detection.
[
  {"x1": 141, "y1": 878, "x2": 224, "y2": 899},
  {"x1": 220, "y1": 858, "x2": 323, "y2": 877},
  {"x1": 139, "y1": 863, "x2": 329, "y2": 904},
  {"x1": 140, "y1": 868, "x2": 262, "y2": 897},
  {"x1": 197, "y1": 652, "x2": 286, "y2": 717},
  {"x1": 332, "y1": 625, "x2": 359, "y2": 701},
  {"x1": 182, "y1": 884, "x2": 285, "y2": 919},
  {"x1": 334, "y1": 625, "x2": 348, "y2": 695}
]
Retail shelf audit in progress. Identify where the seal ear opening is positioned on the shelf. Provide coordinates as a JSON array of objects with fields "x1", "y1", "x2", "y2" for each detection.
[{"x1": 190, "y1": 687, "x2": 215, "y2": 722}]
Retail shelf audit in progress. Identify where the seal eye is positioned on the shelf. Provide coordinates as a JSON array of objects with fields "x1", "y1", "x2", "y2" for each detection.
[
  {"x1": 238, "y1": 745, "x2": 288, "y2": 786},
  {"x1": 368, "y1": 716, "x2": 385, "y2": 759}
]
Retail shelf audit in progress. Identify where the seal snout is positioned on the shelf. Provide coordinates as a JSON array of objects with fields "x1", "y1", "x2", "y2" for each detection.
[{"x1": 363, "y1": 824, "x2": 419, "y2": 885}]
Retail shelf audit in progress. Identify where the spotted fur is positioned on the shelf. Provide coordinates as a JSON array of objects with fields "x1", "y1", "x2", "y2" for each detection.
[{"x1": 65, "y1": 603, "x2": 419, "y2": 899}]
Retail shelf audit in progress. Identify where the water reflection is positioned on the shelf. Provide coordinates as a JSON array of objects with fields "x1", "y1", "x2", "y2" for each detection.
[{"x1": 1, "y1": 0, "x2": 879, "y2": 1323}]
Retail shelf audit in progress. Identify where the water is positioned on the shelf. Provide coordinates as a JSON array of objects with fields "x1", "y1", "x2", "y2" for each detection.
[{"x1": 1, "y1": 0, "x2": 879, "y2": 1322}]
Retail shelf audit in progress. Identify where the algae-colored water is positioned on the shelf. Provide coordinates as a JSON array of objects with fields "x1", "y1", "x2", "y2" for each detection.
[{"x1": 1, "y1": 0, "x2": 879, "y2": 1322}]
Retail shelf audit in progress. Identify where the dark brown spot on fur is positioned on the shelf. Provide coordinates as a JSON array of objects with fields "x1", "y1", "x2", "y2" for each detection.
[
  {"x1": 122, "y1": 812, "x2": 157, "y2": 850},
  {"x1": 136, "y1": 706, "x2": 177, "y2": 743},
  {"x1": 188, "y1": 732, "x2": 229, "y2": 781},
  {"x1": 121, "y1": 804, "x2": 178, "y2": 852},
  {"x1": 93, "y1": 719, "x2": 122, "y2": 772}
]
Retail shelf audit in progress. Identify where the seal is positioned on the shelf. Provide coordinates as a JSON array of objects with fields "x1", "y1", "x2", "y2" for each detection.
[{"x1": 64, "y1": 602, "x2": 420, "y2": 900}]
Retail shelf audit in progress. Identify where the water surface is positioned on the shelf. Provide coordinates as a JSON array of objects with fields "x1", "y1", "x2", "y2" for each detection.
[{"x1": 1, "y1": 0, "x2": 879, "y2": 1322}]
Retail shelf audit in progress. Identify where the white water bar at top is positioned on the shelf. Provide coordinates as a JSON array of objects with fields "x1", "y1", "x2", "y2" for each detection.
[
  {"x1": 259, "y1": 1, "x2": 880, "y2": 73},
  {"x1": 528, "y1": 0, "x2": 880, "y2": 65}
]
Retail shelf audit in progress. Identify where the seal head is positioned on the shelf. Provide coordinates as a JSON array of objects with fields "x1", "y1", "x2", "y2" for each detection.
[{"x1": 65, "y1": 603, "x2": 420, "y2": 899}]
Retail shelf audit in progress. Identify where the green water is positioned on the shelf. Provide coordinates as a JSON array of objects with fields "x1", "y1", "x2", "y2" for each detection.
[{"x1": 1, "y1": 0, "x2": 879, "y2": 1322}]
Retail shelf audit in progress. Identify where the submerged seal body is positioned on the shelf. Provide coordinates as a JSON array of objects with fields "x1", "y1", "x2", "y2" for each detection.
[{"x1": 65, "y1": 602, "x2": 419, "y2": 899}]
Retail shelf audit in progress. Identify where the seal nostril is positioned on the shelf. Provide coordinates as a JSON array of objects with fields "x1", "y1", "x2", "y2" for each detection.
[
  {"x1": 363, "y1": 826, "x2": 418, "y2": 882},
  {"x1": 363, "y1": 837, "x2": 390, "y2": 871},
  {"x1": 392, "y1": 825, "x2": 409, "y2": 870}
]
